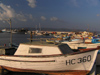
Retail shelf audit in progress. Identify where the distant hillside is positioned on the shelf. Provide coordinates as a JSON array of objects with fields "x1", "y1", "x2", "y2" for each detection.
[{"x1": 1, "y1": 27, "x2": 100, "y2": 33}]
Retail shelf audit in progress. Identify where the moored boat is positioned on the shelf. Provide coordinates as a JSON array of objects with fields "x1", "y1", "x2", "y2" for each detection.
[
  {"x1": 62, "y1": 41, "x2": 100, "y2": 50},
  {"x1": 1, "y1": 29, "x2": 7, "y2": 32},
  {"x1": 0, "y1": 41, "x2": 99, "y2": 75},
  {"x1": 61, "y1": 38, "x2": 83, "y2": 44},
  {"x1": 85, "y1": 38, "x2": 100, "y2": 44}
]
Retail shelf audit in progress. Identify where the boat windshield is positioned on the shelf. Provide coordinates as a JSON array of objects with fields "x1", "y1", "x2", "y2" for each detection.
[{"x1": 58, "y1": 44, "x2": 73, "y2": 54}]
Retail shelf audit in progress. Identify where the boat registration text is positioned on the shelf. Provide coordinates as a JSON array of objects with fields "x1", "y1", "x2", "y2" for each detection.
[{"x1": 66, "y1": 55, "x2": 91, "y2": 65}]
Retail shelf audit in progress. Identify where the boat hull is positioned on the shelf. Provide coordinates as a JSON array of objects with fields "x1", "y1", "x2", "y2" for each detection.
[
  {"x1": 0, "y1": 66, "x2": 90, "y2": 75},
  {"x1": 67, "y1": 43, "x2": 100, "y2": 49},
  {"x1": 0, "y1": 50, "x2": 98, "y2": 74}
]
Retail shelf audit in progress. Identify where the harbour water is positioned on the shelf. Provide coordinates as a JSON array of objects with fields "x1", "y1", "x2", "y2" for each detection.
[{"x1": 0, "y1": 32, "x2": 52, "y2": 47}]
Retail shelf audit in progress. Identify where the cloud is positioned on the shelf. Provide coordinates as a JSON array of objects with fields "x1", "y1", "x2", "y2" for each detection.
[
  {"x1": 0, "y1": 3, "x2": 28, "y2": 22},
  {"x1": 28, "y1": 14, "x2": 33, "y2": 19},
  {"x1": 70, "y1": 0, "x2": 79, "y2": 7},
  {"x1": 27, "y1": 0, "x2": 36, "y2": 8},
  {"x1": 67, "y1": 0, "x2": 99, "y2": 7},
  {"x1": 67, "y1": 0, "x2": 79, "y2": 7},
  {"x1": 86, "y1": 0, "x2": 99, "y2": 6},
  {"x1": 26, "y1": 14, "x2": 35, "y2": 21},
  {"x1": 50, "y1": 17, "x2": 58, "y2": 21},
  {"x1": 0, "y1": 3, "x2": 15, "y2": 20},
  {"x1": 97, "y1": 14, "x2": 100, "y2": 16},
  {"x1": 16, "y1": 12, "x2": 27, "y2": 21},
  {"x1": 40, "y1": 16, "x2": 46, "y2": 21},
  {"x1": 16, "y1": 4, "x2": 19, "y2": 7}
]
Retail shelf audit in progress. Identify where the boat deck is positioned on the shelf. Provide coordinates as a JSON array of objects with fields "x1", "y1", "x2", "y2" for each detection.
[{"x1": 23, "y1": 41, "x2": 63, "y2": 46}]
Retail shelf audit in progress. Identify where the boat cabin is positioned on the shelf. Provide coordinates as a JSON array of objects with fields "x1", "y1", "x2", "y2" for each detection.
[
  {"x1": 14, "y1": 41, "x2": 74, "y2": 56},
  {"x1": 0, "y1": 47, "x2": 16, "y2": 55}
]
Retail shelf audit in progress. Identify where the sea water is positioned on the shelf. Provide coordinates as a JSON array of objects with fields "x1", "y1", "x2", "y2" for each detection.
[
  {"x1": 0, "y1": 33, "x2": 29, "y2": 46},
  {"x1": 0, "y1": 32, "x2": 52, "y2": 47}
]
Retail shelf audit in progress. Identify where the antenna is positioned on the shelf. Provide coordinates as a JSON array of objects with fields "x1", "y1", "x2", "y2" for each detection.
[
  {"x1": 39, "y1": 23, "x2": 41, "y2": 31},
  {"x1": 87, "y1": 24, "x2": 89, "y2": 32},
  {"x1": 36, "y1": 25, "x2": 37, "y2": 30}
]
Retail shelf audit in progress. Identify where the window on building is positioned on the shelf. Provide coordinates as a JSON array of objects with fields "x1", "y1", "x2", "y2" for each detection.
[{"x1": 29, "y1": 48, "x2": 42, "y2": 53}]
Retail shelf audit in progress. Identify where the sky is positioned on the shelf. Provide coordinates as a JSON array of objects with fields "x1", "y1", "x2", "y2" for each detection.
[{"x1": 0, "y1": 0, "x2": 100, "y2": 31}]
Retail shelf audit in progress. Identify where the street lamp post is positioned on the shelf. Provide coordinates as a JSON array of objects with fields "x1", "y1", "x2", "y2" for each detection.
[
  {"x1": 5, "y1": 18, "x2": 12, "y2": 47},
  {"x1": 9, "y1": 19, "x2": 12, "y2": 47}
]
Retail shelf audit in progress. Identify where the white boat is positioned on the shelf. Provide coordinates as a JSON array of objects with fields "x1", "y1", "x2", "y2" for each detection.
[
  {"x1": 0, "y1": 41, "x2": 99, "y2": 75},
  {"x1": 62, "y1": 41, "x2": 100, "y2": 50},
  {"x1": 62, "y1": 41, "x2": 100, "y2": 67},
  {"x1": 61, "y1": 39, "x2": 83, "y2": 44},
  {"x1": 1, "y1": 29, "x2": 7, "y2": 32}
]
